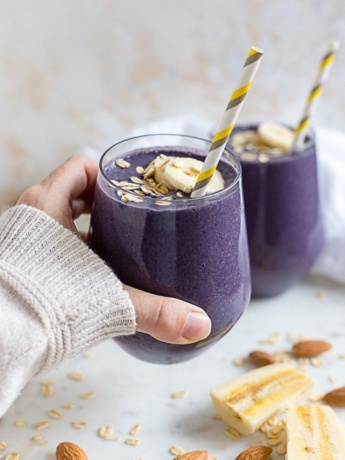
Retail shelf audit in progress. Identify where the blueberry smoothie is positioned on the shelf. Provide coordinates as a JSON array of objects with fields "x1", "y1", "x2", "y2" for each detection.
[
  {"x1": 90, "y1": 134, "x2": 251, "y2": 364},
  {"x1": 228, "y1": 124, "x2": 324, "y2": 298}
]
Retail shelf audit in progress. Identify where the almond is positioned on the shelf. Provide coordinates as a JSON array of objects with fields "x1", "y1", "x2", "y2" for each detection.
[
  {"x1": 235, "y1": 445, "x2": 273, "y2": 460},
  {"x1": 174, "y1": 451, "x2": 208, "y2": 460},
  {"x1": 56, "y1": 442, "x2": 88, "y2": 460},
  {"x1": 323, "y1": 386, "x2": 345, "y2": 407},
  {"x1": 248, "y1": 350, "x2": 277, "y2": 367},
  {"x1": 292, "y1": 339, "x2": 332, "y2": 357}
]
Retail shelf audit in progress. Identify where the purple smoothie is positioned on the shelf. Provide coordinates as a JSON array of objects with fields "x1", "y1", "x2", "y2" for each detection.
[
  {"x1": 229, "y1": 124, "x2": 324, "y2": 298},
  {"x1": 90, "y1": 134, "x2": 251, "y2": 364}
]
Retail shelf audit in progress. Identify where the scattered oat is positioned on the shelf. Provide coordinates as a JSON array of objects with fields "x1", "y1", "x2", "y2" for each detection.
[
  {"x1": 83, "y1": 350, "x2": 94, "y2": 358},
  {"x1": 14, "y1": 419, "x2": 28, "y2": 427},
  {"x1": 68, "y1": 371, "x2": 85, "y2": 381},
  {"x1": 155, "y1": 200, "x2": 172, "y2": 206},
  {"x1": 72, "y1": 420, "x2": 88, "y2": 429},
  {"x1": 115, "y1": 159, "x2": 131, "y2": 169},
  {"x1": 213, "y1": 413, "x2": 222, "y2": 420},
  {"x1": 233, "y1": 358, "x2": 245, "y2": 366},
  {"x1": 129, "y1": 423, "x2": 141, "y2": 436},
  {"x1": 5, "y1": 454, "x2": 20, "y2": 460},
  {"x1": 271, "y1": 422, "x2": 285, "y2": 435},
  {"x1": 136, "y1": 166, "x2": 144, "y2": 174},
  {"x1": 0, "y1": 442, "x2": 7, "y2": 451},
  {"x1": 170, "y1": 390, "x2": 187, "y2": 399},
  {"x1": 31, "y1": 435, "x2": 43, "y2": 441},
  {"x1": 33, "y1": 420, "x2": 50, "y2": 430},
  {"x1": 61, "y1": 403, "x2": 77, "y2": 410},
  {"x1": 339, "y1": 353, "x2": 345, "y2": 360},
  {"x1": 124, "y1": 438, "x2": 141, "y2": 446},
  {"x1": 81, "y1": 391, "x2": 97, "y2": 400},
  {"x1": 267, "y1": 416, "x2": 278, "y2": 426},
  {"x1": 40, "y1": 380, "x2": 54, "y2": 396},
  {"x1": 130, "y1": 176, "x2": 144, "y2": 184},
  {"x1": 310, "y1": 357, "x2": 324, "y2": 367},
  {"x1": 308, "y1": 392, "x2": 324, "y2": 402},
  {"x1": 48, "y1": 409, "x2": 62, "y2": 419},
  {"x1": 36, "y1": 440, "x2": 49, "y2": 446},
  {"x1": 99, "y1": 425, "x2": 115, "y2": 440},
  {"x1": 260, "y1": 332, "x2": 281, "y2": 345},
  {"x1": 277, "y1": 443, "x2": 287, "y2": 455},
  {"x1": 169, "y1": 445, "x2": 185, "y2": 455},
  {"x1": 225, "y1": 427, "x2": 241, "y2": 440},
  {"x1": 267, "y1": 436, "x2": 282, "y2": 446},
  {"x1": 328, "y1": 375, "x2": 338, "y2": 383}
]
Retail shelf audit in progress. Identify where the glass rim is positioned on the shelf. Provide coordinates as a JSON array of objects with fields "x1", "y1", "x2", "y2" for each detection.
[{"x1": 98, "y1": 133, "x2": 242, "y2": 202}]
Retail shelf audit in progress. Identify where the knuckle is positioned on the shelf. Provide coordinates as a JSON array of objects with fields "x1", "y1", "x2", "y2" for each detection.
[{"x1": 153, "y1": 297, "x2": 186, "y2": 339}]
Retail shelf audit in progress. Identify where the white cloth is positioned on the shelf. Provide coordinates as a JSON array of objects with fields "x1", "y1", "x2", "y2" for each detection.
[
  {"x1": 310, "y1": 128, "x2": 345, "y2": 284},
  {"x1": 84, "y1": 116, "x2": 345, "y2": 285}
]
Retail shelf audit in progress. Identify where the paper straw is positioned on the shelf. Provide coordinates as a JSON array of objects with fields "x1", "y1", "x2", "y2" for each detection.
[
  {"x1": 191, "y1": 47, "x2": 264, "y2": 198},
  {"x1": 292, "y1": 40, "x2": 340, "y2": 152}
]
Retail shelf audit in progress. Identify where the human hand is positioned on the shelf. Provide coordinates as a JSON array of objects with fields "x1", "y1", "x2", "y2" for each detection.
[
  {"x1": 17, "y1": 156, "x2": 98, "y2": 240},
  {"x1": 17, "y1": 157, "x2": 212, "y2": 344}
]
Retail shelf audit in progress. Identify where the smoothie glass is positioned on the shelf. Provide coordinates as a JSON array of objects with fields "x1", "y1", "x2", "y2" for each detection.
[
  {"x1": 229, "y1": 124, "x2": 324, "y2": 298},
  {"x1": 90, "y1": 134, "x2": 251, "y2": 364}
]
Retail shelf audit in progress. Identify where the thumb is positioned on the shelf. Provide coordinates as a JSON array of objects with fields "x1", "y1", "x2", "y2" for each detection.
[{"x1": 124, "y1": 285, "x2": 212, "y2": 344}]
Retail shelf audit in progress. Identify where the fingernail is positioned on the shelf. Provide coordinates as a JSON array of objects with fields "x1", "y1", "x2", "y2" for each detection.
[{"x1": 182, "y1": 312, "x2": 211, "y2": 341}]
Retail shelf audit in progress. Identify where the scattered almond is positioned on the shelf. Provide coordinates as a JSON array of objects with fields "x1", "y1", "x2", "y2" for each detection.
[
  {"x1": 323, "y1": 386, "x2": 345, "y2": 407},
  {"x1": 56, "y1": 441, "x2": 88, "y2": 460},
  {"x1": 248, "y1": 350, "x2": 277, "y2": 367},
  {"x1": 173, "y1": 451, "x2": 208, "y2": 460},
  {"x1": 292, "y1": 339, "x2": 332, "y2": 357},
  {"x1": 235, "y1": 445, "x2": 273, "y2": 460}
]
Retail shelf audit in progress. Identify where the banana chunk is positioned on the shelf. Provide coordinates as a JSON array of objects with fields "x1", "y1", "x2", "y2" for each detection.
[
  {"x1": 257, "y1": 122, "x2": 294, "y2": 151},
  {"x1": 145, "y1": 155, "x2": 225, "y2": 195},
  {"x1": 210, "y1": 363, "x2": 314, "y2": 435},
  {"x1": 286, "y1": 405, "x2": 345, "y2": 459}
]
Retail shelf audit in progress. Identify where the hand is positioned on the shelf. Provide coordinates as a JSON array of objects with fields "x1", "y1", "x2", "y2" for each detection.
[
  {"x1": 17, "y1": 156, "x2": 98, "y2": 240},
  {"x1": 17, "y1": 157, "x2": 212, "y2": 344}
]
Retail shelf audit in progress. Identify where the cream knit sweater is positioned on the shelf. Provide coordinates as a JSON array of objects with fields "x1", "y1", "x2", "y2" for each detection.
[{"x1": 0, "y1": 205, "x2": 136, "y2": 417}]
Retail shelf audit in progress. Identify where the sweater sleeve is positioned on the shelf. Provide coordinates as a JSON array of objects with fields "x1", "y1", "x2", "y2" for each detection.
[{"x1": 0, "y1": 205, "x2": 136, "y2": 417}]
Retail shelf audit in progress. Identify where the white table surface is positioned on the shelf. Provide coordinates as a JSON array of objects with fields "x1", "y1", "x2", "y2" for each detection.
[{"x1": 1, "y1": 274, "x2": 345, "y2": 459}]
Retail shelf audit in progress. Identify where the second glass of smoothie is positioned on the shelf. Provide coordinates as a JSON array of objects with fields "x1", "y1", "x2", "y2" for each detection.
[
  {"x1": 90, "y1": 134, "x2": 251, "y2": 364},
  {"x1": 228, "y1": 123, "x2": 324, "y2": 298}
]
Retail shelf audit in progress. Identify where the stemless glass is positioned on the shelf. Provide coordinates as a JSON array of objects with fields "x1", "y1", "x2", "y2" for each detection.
[
  {"x1": 90, "y1": 134, "x2": 251, "y2": 364},
  {"x1": 230, "y1": 124, "x2": 325, "y2": 298}
]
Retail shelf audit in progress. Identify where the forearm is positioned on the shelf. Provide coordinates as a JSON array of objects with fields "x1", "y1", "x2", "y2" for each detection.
[{"x1": 0, "y1": 205, "x2": 136, "y2": 417}]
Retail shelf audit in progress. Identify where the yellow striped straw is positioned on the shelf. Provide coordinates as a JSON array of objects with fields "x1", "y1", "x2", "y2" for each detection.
[
  {"x1": 292, "y1": 40, "x2": 340, "y2": 152},
  {"x1": 191, "y1": 46, "x2": 264, "y2": 198}
]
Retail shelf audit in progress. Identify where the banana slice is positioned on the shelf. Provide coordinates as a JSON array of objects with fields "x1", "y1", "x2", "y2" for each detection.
[
  {"x1": 286, "y1": 405, "x2": 345, "y2": 459},
  {"x1": 152, "y1": 156, "x2": 176, "y2": 190},
  {"x1": 210, "y1": 363, "x2": 314, "y2": 435},
  {"x1": 257, "y1": 122, "x2": 294, "y2": 151},
  {"x1": 163, "y1": 157, "x2": 225, "y2": 194}
]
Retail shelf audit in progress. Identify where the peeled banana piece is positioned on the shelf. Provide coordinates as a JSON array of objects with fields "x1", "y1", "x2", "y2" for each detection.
[
  {"x1": 285, "y1": 405, "x2": 345, "y2": 459},
  {"x1": 147, "y1": 155, "x2": 225, "y2": 195},
  {"x1": 257, "y1": 122, "x2": 294, "y2": 151},
  {"x1": 210, "y1": 363, "x2": 314, "y2": 435}
]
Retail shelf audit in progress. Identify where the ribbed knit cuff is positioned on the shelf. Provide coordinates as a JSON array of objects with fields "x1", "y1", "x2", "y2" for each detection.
[{"x1": 0, "y1": 205, "x2": 136, "y2": 372}]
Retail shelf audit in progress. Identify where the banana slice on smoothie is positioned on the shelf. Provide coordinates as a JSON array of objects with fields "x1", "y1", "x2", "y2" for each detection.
[
  {"x1": 152, "y1": 156, "x2": 176, "y2": 190},
  {"x1": 257, "y1": 122, "x2": 294, "y2": 151},
  {"x1": 163, "y1": 157, "x2": 225, "y2": 194},
  {"x1": 285, "y1": 405, "x2": 345, "y2": 459},
  {"x1": 210, "y1": 363, "x2": 314, "y2": 435}
]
